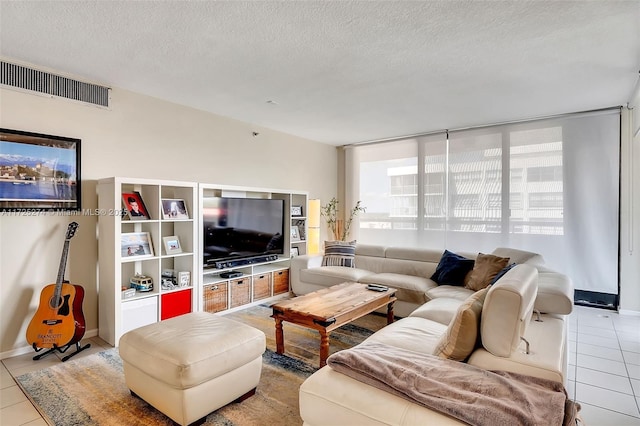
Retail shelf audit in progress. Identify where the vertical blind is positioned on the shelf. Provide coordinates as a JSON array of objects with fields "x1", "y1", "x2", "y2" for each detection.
[{"x1": 345, "y1": 109, "x2": 620, "y2": 296}]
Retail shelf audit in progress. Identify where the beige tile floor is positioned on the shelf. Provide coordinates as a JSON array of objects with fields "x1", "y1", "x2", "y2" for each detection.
[{"x1": 1, "y1": 306, "x2": 639, "y2": 425}]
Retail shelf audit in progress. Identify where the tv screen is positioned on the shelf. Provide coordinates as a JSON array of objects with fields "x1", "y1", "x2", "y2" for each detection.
[
  {"x1": 202, "y1": 197, "x2": 284, "y2": 265},
  {"x1": 0, "y1": 128, "x2": 81, "y2": 211}
]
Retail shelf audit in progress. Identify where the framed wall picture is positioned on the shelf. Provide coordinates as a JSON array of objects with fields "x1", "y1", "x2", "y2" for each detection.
[
  {"x1": 163, "y1": 235, "x2": 182, "y2": 255},
  {"x1": 0, "y1": 128, "x2": 81, "y2": 211},
  {"x1": 178, "y1": 271, "x2": 191, "y2": 287},
  {"x1": 161, "y1": 198, "x2": 189, "y2": 219},
  {"x1": 121, "y1": 232, "x2": 154, "y2": 259},
  {"x1": 291, "y1": 205, "x2": 303, "y2": 217},
  {"x1": 290, "y1": 225, "x2": 301, "y2": 242},
  {"x1": 122, "y1": 191, "x2": 150, "y2": 220}
]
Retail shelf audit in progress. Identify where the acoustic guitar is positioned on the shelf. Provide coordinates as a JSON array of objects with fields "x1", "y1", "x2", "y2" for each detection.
[{"x1": 26, "y1": 222, "x2": 87, "y2": 354}]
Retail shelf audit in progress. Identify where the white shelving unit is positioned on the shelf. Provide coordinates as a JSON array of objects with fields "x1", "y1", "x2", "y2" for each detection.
[
  {"x1": 97, "y1": 177, "x2": 198, "y2": 346},
  {"x1": 198, "y1": 184, "x2": 308, "y2": 314},
  {"x1": 290, "y1": 192, "x2": 308, "y2": 257}
]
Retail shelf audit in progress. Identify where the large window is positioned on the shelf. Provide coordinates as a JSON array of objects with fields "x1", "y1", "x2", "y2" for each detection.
[{"x1": 346, "y1": 110, "x2": 620, "y2": 296}]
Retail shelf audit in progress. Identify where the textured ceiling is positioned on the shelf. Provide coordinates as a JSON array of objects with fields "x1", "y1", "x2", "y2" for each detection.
[{"x1": 1, "y1": 1, "x2": 639, "y2": 145}]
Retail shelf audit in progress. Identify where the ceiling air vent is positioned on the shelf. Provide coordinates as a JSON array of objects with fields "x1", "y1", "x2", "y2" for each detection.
[{"x1": 1, "y1": 61, "x2": 110, "y2": 107}]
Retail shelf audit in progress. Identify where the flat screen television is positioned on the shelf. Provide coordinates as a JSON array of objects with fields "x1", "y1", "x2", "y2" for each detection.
[{"x1": 202, "y1": 197, "x2": 285, "y2": 266}]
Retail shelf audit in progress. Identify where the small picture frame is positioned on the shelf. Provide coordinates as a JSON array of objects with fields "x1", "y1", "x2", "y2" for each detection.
[
  {"x1": 291, "y1": 205, "x2": 303, "y2": 217},
  {"x1": 161, "y1": 198, "x2": 189, "y2": 219},
  {"x1": 290, "y1": 247, "x2": 299, "y2": 258},
  {"x1": 178, "y1": 271, "x2": 191, "y2": 287},
  {"x1": 290, "y1": 225, "x2": 301, "y2": 242},
  {"x1": 121, "y1": 232, "x2": 154, "y2": 259},
  {"x1": 122, "y1": 192, "x2": 150, "y2": 220},
  {"x1": 163, "y1": 236, "x2": 182, "y2": 255}
]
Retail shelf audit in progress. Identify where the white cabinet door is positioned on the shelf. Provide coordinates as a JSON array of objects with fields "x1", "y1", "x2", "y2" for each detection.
[{"x1": 121, "y1": 296, "x2": 158, "y2": 336}]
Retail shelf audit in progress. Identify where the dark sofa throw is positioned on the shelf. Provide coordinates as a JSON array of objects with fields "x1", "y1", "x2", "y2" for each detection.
[
  {"x1": 328, "y1": 341, "x2": 578, "y2": 426},
  {"x1": 431, "y1": 250, "x2": 475, "y2": 286}
]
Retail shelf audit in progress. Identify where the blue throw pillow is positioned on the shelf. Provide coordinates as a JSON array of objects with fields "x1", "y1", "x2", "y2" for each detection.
[
  {"x1": 489, "y1": 262, "x2": 518, "y2": 285},
  {"x1": 431, "y1": 250, "x2": 475, "y2": 286}
]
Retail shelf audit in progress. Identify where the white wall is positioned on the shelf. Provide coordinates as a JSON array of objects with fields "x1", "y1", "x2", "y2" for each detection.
[
  {"x1": 619, "y1": 97, "x2": 640, "y2": 314},
  {"x1": 0, "y1": 86, "x2": 338, "y2": 357}
]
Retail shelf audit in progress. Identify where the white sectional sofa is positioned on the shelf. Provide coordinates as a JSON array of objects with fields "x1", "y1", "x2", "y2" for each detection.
[
  {"x1": 290, "y1": 244, "x2": 573, "y2": 318},
  {"x1": 293, "y1": 245, "x2": 575, "y2": 425}
]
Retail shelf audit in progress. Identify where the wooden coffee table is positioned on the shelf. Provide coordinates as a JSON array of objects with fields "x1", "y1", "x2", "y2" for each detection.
[{"x1": 271, "y1": 282, "x2": 397, "y2": 367}]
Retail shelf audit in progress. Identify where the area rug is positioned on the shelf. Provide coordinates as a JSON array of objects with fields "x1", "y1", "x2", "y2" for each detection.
[{"x1": 15, "y1": 304, "x2": 386, "y2": 425}]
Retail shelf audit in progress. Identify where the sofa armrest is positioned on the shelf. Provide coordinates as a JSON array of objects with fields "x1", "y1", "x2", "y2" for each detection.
[
  {"x1": 535, "y1": 272, "x2": 574, "y2": 315},
  {"x1": 291, "y1": 254, "x2": 323, "y2": 270},
  {"x1": 290, "y1": 254, "x2": 323, "y2": 295}
]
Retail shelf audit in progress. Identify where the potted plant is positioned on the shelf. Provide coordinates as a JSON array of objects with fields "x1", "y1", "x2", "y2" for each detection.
[{"x1": 321, "y1": 197, "x2": 366, "y2": 241}]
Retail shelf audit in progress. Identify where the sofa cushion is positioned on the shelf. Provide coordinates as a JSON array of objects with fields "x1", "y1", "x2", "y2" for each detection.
[
  {"x1": 322, "y1": 240, "x2": 357, "y2": 267},
  {"x1": 300, "y1": 266, "x2": 372, "y2": 287},
  {"x1": 466, "y1": 253, "x2": 510, "y2": 291},
  {"x1": 364, "y1": 317, "x2": 448, "y2": 355},
  {"x1": 430, "y1": 250, "x2": 475, "y2": 286},
  {"x1": 425, "y1": 285, "x2": 474, "y2": 301},
  {"x1": 432, "y1": 287, "x2": 490, "y2": 361},
  {"x1": 359, "y1": 273, "x2": 436, "y2": 305},
  {"x1": 468, "y1": 313, "x2": 566, "y2": 384},
  {"x1": 409, "y1": 298, "x2": 464, "y2": 325}
]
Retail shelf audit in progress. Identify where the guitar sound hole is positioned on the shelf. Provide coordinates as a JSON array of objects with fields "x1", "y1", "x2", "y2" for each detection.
[{"x1": 49, "y1": 296, "x2": 63, "y2": 309}]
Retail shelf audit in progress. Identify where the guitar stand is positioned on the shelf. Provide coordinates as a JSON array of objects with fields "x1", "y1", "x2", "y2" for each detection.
[{"x1": 32, "y1": 341, "x2": 91, "y2": 362}]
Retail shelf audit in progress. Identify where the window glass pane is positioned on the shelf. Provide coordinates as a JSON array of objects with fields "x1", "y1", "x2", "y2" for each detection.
[
  {"x1": 447, "y1": 131, "x2": 502, "y2": 237},
  {"x1": 346, "y1": 110, "x2": 619, "y2": 297},
  {"x1": 510, "y1": 128, "x2": 563, "y2": 235},
  {"x1": 423, "y1": 137, "x2": 447, "y2": 232},
  {"x1": 349, "y1": 139, "x2": 420, "y2": 243}
]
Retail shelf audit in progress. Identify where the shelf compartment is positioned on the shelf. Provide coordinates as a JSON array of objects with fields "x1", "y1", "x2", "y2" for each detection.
[
  {"x1": 273, "y1": 269, "x2": 290, "y2": 295},
  {"x1": 253, "y1": 273, "x2": 272, "y2": 301},
  {"x1": 202, "y1": 283, "x2": 228, "y2": 313},
  {"x1": 161, "y1": 288, "x2": 192, "y2": 320},
  {"x1": 230, "y1": 277, "x2": 251, "y2": 308},
  {"x1": 122, "y1": 296, "x2": 158, "y2": 335}
]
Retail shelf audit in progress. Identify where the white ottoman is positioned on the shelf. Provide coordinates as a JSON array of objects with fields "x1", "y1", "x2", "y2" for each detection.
[{"x1": 119, "y1": 312, "x2": 266, "y2": 426}]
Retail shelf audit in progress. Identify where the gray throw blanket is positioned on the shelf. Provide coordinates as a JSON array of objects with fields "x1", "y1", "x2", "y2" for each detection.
[{"x1": 327, "y1": 342, "x2": 578, "y2": 426}]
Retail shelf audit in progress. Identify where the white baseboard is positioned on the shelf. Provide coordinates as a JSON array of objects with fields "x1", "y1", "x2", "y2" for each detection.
[
  {"x1": 618, "y1": 309, "x2": 640, "y2": 317},
  {"x1": 1, "y1": 328, "x2": 98, "y2": 361}
]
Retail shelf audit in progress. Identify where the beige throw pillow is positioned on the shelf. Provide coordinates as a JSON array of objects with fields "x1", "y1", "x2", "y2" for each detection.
[
  {"x1": 433, "y1": 287, "x2": 490, "y2": 361},
  {"x1": 465, "y1": 253, "x2": 510, "y2": 291}
]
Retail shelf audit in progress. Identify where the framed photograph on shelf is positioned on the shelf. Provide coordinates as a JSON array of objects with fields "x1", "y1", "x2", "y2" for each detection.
[
  {"x1": 290, "y1": 247, "x2": 299, "y2": 258},
  {"x1": 121, "y1": 232, "x2": 154, "y2": 259},
  {"x1": 122, "y1": 191, "x2": 150, "y2": 220},
  {"x1": 291, "y1": 205, "x2": 303, "y2": 217},
  {"x1": 178, "y1": 271, "x2": 191, "y2": 287},
  {"x1": 161, "y1": 198, "x2": 189, "y2": 219},
  {"x1": 0, "y1": 128, "x2": 81, "y2": 211},
  {"x1": 290, "y1": 225, "x2": 301, "y2": 242},
  {"x1": 163, "y1": 235, "x2": 182, "y2": 255}
]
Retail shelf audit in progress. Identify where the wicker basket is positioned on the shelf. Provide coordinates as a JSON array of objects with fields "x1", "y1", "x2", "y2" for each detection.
[
  {"x1": 273, "y1": 269, "x2": 290, "y2": 295},
  {"x1": 203, "y1": 283, "x2": 228, "y2": 313},
  {"x1": 253, "y1": 274, "x2": 272, "y2": 300},
  {"x1": 230, "y1": 277, "x2": 251, "y2": 308}
]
